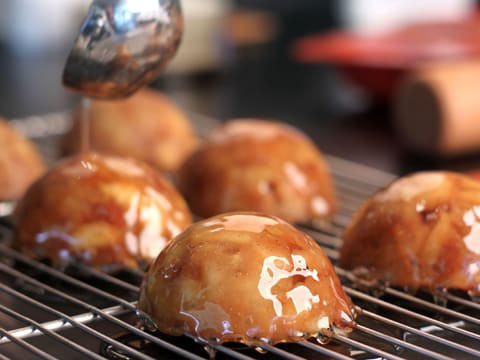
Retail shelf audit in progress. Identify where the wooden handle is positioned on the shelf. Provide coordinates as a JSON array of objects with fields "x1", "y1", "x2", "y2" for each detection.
[{"x1": 394, "y1": 61, "x2": 480, "y2": 156}]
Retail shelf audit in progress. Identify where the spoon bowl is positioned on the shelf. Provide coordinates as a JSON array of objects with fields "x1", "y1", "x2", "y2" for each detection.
[{"x1": 63, "y1": 0, "x2": 183, "y2": 99}]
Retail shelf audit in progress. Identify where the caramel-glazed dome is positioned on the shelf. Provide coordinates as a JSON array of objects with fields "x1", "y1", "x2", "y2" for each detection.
[
  {"x1": 13, "y1": 152, "x2": 192, "y2": 270},
  {"x1": 0, "y1": 119, "x2": 45, "y2": 201},
  {"x1": 63, "y1": 89, "x2": 198, "y2": 173},
  {"x1": 139, "y1": 212, "x2": 355, "y2": 345},
  {"x1": 340, "y1": 171, "x2": 480, "y2": 291},
  {"x1": 177, "y1": 119, "x2": 336, "y2": 223}
]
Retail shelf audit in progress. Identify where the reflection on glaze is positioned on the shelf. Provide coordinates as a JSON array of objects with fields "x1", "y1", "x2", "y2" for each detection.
[
  {"x1": 202, "y1": 213, "x2": 280, "y2": 234},
  {"x1": 376, "y1": 172, "x2": 445, "y2": 202},
  {"x1": 466, "y1": 262, "x2": 480, "y2": 281},
  {"x1": 60, "y1": 159, "x2": 98, "y2": 178},
  {"x1": 416, "y1": 200, "x2": 426, "y2": 213},
  {"x1": 139, "y1": 212, "x2": 355, "y2": 346},
  {"x1": 80, "y1": 160, "x2": 95, "y2": 171},
  {"x1": 284, "y1": 162, "x2": 307, "y2": 190},
  {"x1": 463, "y1": 206, "x2": 480, "y2": 255},
  {"x1": 122, "y1": 188, "x2": 168, "y2": 259},
  {"x1": 180, "y1": 302, "x2": 234, "y2": 337},
  {"x1": 103, "y1": 156, "x2": 147, "y2": 177},
  {"x1": 258, "y1": 255, "x2": 320, "y2": 316},
  {"x1": 210, "y1": 119, "x2": 290, "y2": 143},
  {"x1": 13, "y1": 152, "x2": 192, "y2": 270},
  {"x1": 311, "y1": 196, "x2": 329, "y2": 216}
]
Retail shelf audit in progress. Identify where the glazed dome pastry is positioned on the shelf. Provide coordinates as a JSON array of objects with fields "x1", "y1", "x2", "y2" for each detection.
[
  {"x1": 139, "y1": 212, "x2": 355, "y2": 345},
  {"x1": 62, "y1": 88, "x2": 198, "y2": 173},
  {"x1": 177, "y1": 119, "x2": 336, "y2": 223},
  {"x1": 0, "y1": 118, "x2": 45, "y2": 201},
  {"x1": 13, "y1": 152, "x2": 191, "y2": 270},
  {"x1": 340, "y1": 171, "x2": 480, "y2": 292}
]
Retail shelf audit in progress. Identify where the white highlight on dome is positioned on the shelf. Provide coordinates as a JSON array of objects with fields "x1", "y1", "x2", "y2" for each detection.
[
  {"x1": 258, "y1": 254, "x2": 320, "y2": 316},
  {"x1": 284, "y1": 162, "x2": 307, "y2": 190},
  {"x1": 103, "y1": 156, "x2": 146, "y2": 177},
  {"x1": 463, "y1": 206, "x2": 480, "y2": 255},
  {"x1": 375, "y1": 172, "x2": 445, "y2": 202}
]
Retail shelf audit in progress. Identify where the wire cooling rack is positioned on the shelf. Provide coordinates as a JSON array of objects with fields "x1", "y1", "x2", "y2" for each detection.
[{"x1": 0, "y1": 112, "x2": 478, "y2": 359}]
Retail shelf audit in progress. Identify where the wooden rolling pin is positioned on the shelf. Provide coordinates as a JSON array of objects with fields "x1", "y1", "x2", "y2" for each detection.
[{"x1": 394, "y1": 61, "x2": 480, "y2": 156}]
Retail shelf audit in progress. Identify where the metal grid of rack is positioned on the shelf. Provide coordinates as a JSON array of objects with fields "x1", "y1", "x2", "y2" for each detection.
[{"x1": 0, "y1": 113, "x2": 479, "y2": 359}]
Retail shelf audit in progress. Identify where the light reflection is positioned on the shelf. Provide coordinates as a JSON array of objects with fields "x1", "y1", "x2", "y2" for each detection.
[
  {"x1": 180, "y1": 302, "x2": 233, "y2": 336},
  {"x1": 103, "y1": 156, "x2": 146, "y2": 177},
  {"x1": 284, "y1": 162, "x2": 307, "y2": 190},
  {"x1": 466, "y1": 262, "x2": 480, "y2": 279},
  {"x1": 123, "y1": 189, "x2": 168, "y2": 259},
  {"x1": 80, "y1": 160, "x2": 95, "y2": 171},
  {"x1": 416, "y1": 200, "x2": 426, "y2": 213},
  {"x1": 376, "y1": 172, "x2": 445, "y2": 202},
  {"x1": 202, "y1": 213, "x2": 279, "y2": 234},
  {"x1": 286, "y1": 285, "x2": 320, "y2": 314},
  {"x1": 463, "y1": 206, "x2": 480, "y2": 255},
  {"x1": 36, "y1": 230, "x2": 78, "y2": 245},
  {"x1": 125, "y1": 231, "x2": 138, "y2": 255},
  {"x1": 258, "y1": 254, "x2": 320, "y2": 316},
  {"x1": 124, "y1": 192, "x2": 141, "y2": 228},
  {"x1": 210, "y1": 120, "x2": 283, "y2": 143},
  {"x1": 139, "y1": 199, "x2": 165, "y2": 257},
  {"x1": 317, "y1": 316, "x2": 330, "y2": 330},
  {"x1": 312, "y1": 196, "x2": 329, "y2": 216}
]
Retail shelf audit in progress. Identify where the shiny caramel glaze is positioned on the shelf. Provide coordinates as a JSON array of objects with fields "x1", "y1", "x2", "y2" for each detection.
[
  {"x1": 177, "y1": 119, "x2": 336, "y2": 223},
  {"x1": 139, "y1": 212, "x2": 355, "y2": 345},
  {"x1": 13, "y1": 152, "x2": 191, "y2": 270},
  {"x1": 340, "y1": 171, "x2": 480, "y2": 291},
  {"x1": 62, "y1": 89, "x2": 199, "y2": 173},
  {"x1": 0, "y1": 119, "x2": 46, "y2": 201}
]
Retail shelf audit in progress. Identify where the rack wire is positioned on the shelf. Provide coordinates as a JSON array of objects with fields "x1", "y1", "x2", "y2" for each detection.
[{"x1": 0, "y1": 113, "x2": 479, "y2": 359}]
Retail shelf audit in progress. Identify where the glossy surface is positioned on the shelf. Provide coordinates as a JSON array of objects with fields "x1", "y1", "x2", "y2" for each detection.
[
  {"x1": 0, "y1": 119, "x2": 46, "y2": 201},
  {"x1": 13, "y1": 152, "x2": 191, "y2": 270},
  {"x1": 139, "y1": 212, "x2": 355, "y2": 345},
  {"x1": 62, "y1": 89, "x2": 198, "y2": 172},
  {"x1": 340, "y1": 171, "x2": 480, "y2": 291},
  {"x1": 177, "y1": 119, "x2": 336, "y2": 223},
  {"x1": 63, "y1": 0, "x2": 182, "y2": 99}
]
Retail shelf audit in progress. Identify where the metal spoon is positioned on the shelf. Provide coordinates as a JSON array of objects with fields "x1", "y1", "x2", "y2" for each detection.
[{"x1": 63, "y1": 0, "x2": 183, "y2": 99}]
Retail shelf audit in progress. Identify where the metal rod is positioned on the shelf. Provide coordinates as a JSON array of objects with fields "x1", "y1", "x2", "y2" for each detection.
[
  {"x1": 346, "y1": 287, "x2": 480, "y2": 341},
  {"x1": 258, "y1": 344, "x2": 307, "y2": 360},
  {"x1": 356, "y1": 324, "x2": 453, "y2": 360},
  {"x1": 298, "y1": 340, "x2": 353, "y2": 360},
  {"x1": 363, "y1": 310, "x2": 480, "y2": 357},
  {"x1": 385, "y1": 287, "x2": 480, "y2": 326},
  {"x1": 326, "y1": 154, "x2": 397, "y2": 186},
  {"x1": 0, "y1": 300, "x2": 104, "y2": 359},
  {"x1": 332, "y1": 333, "x2": 404, "y2": 360},
  {"x1": 446, "y1": 293, "x2": 480, "y2": 311},
  {"x1": 0, "y1": 327, "x2": 57, "y2": 360},
  {"x1": 0, "y1": 263, "x2": 203, "y2": 360},
  {"x1": 0, "y1": 117, "x2": 479, "y2": 360},
  {"x1": 70, "y1": 264, "x2": 140, "y2": 293}
]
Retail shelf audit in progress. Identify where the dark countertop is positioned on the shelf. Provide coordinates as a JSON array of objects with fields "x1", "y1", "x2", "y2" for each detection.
[{"x1": 1, "y1": 42, "x2": 480, "y2": 177}]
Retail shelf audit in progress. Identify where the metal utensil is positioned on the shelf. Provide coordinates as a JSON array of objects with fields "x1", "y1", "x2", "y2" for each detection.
[{"x1": 63, "y1": 0, "x2": 183, "y2": 99}]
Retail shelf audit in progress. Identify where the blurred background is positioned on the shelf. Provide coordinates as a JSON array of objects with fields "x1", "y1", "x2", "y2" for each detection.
[{"x1": 1, "y1": 0, "x2": 480, "y2": 175}]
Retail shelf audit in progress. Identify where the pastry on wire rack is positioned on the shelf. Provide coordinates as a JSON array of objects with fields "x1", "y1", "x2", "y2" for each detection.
[
  {"x1": 340, "y1": 171, "x2": 480, "y2": 292},
  {"x1": 62, "y1": 88, "x2": 199, "y2": 173},
  {"x1": 139, "y1": 212, "x2": 355, "y2": 345},
  {"x1": 13, "y1": 152, "x2": 191, "y2": 270},
  {"x1": 177, "y1": 119, "x2": 336, "y2": 224}
]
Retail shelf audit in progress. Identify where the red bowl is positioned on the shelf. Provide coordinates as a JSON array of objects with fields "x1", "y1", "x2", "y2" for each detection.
[{"x1": 292, "y1": 15, "x2": 480, "y2": 98}]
